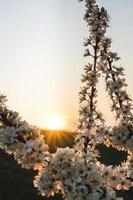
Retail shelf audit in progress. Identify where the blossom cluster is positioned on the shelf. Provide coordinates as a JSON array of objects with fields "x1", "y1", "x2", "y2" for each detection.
[
  {"x1": 34, "y1": 147, "x2": 122, "y2": 200},
  {"x1": 0, "y1": 95, "x2": 49, "y2": 170}
]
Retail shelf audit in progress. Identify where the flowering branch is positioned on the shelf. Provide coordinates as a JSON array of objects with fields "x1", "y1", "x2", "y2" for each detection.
[
  {"x1": 77, "y1": 0, "x2": 133, "y2": 194},
  {"x1": 0, "y1": 0, "x2": 133, "y2": 199}
]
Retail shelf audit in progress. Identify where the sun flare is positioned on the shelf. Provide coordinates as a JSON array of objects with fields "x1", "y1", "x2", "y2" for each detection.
[{"x1": 46, "y1": 116, "x2": 66, "y2": 130}]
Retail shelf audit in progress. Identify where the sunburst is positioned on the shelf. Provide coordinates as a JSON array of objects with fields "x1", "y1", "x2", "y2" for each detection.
[{"x1": 46, "y1": 116, "x2": 66, "y2": 130}]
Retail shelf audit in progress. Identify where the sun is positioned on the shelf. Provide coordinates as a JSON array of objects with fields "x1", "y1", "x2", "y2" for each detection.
[{"x1": 46, "y1": 116, "x2": 66, "y2": 130}]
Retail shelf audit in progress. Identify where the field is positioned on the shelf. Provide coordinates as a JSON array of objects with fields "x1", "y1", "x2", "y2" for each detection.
[{"x1": 0, "y1": 130, "x2": 133, "y2": 200}]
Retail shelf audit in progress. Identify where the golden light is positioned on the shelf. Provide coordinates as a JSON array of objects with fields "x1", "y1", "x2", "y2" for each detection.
[{"x1": 46, "y1": 116, "x2": 66, "y2": 130}]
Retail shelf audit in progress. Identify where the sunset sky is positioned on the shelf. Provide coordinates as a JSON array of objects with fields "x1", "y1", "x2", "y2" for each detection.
[{"x1": 0, "y1": 0, "x2": 133, "y2": 131}]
